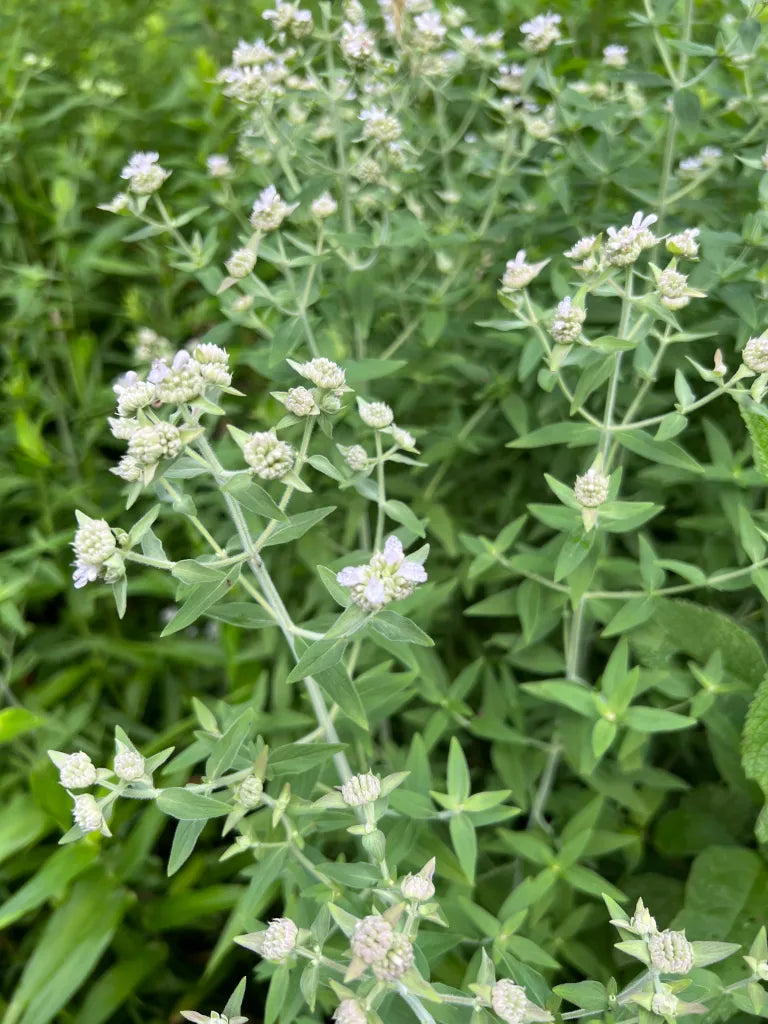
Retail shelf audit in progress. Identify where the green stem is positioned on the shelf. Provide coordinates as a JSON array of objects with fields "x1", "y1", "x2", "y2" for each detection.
[{"x1": 374, "y1": 432, "x2": 386, "y2": 549}]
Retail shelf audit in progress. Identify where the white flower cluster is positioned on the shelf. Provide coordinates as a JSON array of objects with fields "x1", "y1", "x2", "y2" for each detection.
[
  {"x1": 654, "y1": 262, "x2": 705, "y2": 310},
  {"x1": 206, "y1": 154, "x2": 232, "y2": 178},
  {"x1": 742, "y1": 333, "x2": 768, "y2": 374},
  {"x1": 217, "y1": 37, "x2": 294, "y2": 104},
  {"x1": 333, "y1": 1000, "x2": 366, "y2": 1024},
  {"x1": 351, "y1": 916, "x2": 414, "y2": 980},
  {"x1": 341, "y1": 20, "x2": 377, "y2": 64},
  {"x1": 491, "y1": 980, "x2": 528, "y2": 1024},
  {"x1": 501, "y1": 250, "x2": 549, "y2": 293},
  {"x1": 243, "y1": 430, "x2": 295, "y2": 480},
  {"x1": 401, "y1": 858, "x2": 436, "y2": 902},
  {"x1": 666, "y1": 227, "x2": 700, "y2": 259},
  {"x1": 574, "y1": 468, "x2": 609, "y2": 509},
  {"x1": 549, "y1": 296, "x2": 586, "y2": 344},
  {"x1": 648, "y1": 930, "x2": 695, "y2": 975},
  {"x1": 602, "y1": 44, "x2": 628, "y2": 67},
  {"x1": 562, "y1": 212, "x2": 658, "y2": 272},
  {"x1": 72, "y1": 513, "x2": 120, "y2": 588},
  {"x1": 261, "y1": 917, "x2": 299, "y2": 960},
  {"x1": 250, "y1": 185, "x2": 298, "y2": 231},
  {"x1": 131, "y1": 326, "x2": 173, "y2": 364},
  {"x1": 120, "y1": 151, "x2": 170, "y2": 194},
  {"x1": 263, "y1": 1, "x2": 313, "y2": 38},
  {"x1": 678, "y1": 145, "x2": 723, "y2": 178},
  {"x1": 49, "y1": 738, "x2": 146, "y2": 836},
  {"x1": 337, "y1": 535, "x2": 427, "y2": 612},
  {"x1": 520, "y1": 13, "x2": 561, "y2": 53}
]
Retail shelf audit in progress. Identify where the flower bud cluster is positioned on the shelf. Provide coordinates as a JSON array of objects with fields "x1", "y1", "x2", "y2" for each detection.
[
  {"x1": 574, "y1": 469, "x2": 609, "y2": 509},
  {"x1": 341, "y1": 772, "x2": 381, "y2": 806},
  {"x1": 250, "y1": 185, "x2": 298, "y2": 231},
  {"x1": 261, "y1": 917, "x2": 299, "y2": 960},
  {"x1": 742, "y1": 334, "x2": 768, "y2": 374},
  {"x1": 351, "y1": 916, "x2": 414, "y2": 980},
  {"x1": 337, "y1": 535, "x2": 427, "y2": 612},
  {"x1": 491, "y1": 980, "x2": 528, "y2": 1024},
  {"x1": 131, "y1": 327, "x2": 173, "y2": 364},
  {"x1": 549, "y1": 296, "x2": 586, "y2": 344},
  {"x1": 243, "y1": 430, "x2": 295, "y2": 479},
  {"x1": 72, "y1": 514, "x2": 120, "y2": 588},
  {"x1": 501, "y1": 250, "x2": 549, "y2": 293},
  {"x1": 648, "y1": 930, "x2": 694, "y2": 975}
]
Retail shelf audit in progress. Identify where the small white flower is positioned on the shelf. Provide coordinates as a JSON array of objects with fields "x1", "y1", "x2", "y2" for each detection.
[
  {"x1": 656, "y1": 266, "x2": 691, "y2": 309},
  {"x1": 602, "y1": 44, "x2": 628, "y2": 67},
  {"x1": 58, "y1": 751, "x2": 97, "y2": 789},
  {"x1": 73, "y1": 794, "x2": 106, "y2": 834},
  {"x1": 120, "y1": 151, "x2": 170, "y2": 195},
  {"x1": 648, "y1": 931, "x2": 694, "y2": 975},
  {"x1": 262, "y1": 917, "x2": 298, "y2": 961},
  {"x1": 604, "y1": 211, "x2": 657, "y2": 266},
  {"x1": 232, "y1": 38, "x2": 275, "y2": 66},
  {"x1": 520, "y1": 12, "x2": 561, "y2": 53},
  {"x1": 114, "y1": 749, "x2": 145, "y2": 781},
  {"x1": 491, "y1": 980, "x2": 528, "y2": 1024},
  {"x1": 564, "y1": 235, "x2": 599, "y2": 262},
  {"x1": 390, "y1": 425, "x2": 417, "y2": 450},
  {"x1": 496, "y1": 63, "x2": 526, "y2": 92},
  {"x1": 574, "y1": 468, "x2": 609, "y2": 508},
  {"x1": 372, "y1": 933, "x2": 414, "y2": 981},
  {"x1": 182, "y1": 1011, "x2": 248, "y2": 1024},
  {"x1": 341, "y1": 772, "x2": 381, "y2": 806},
  {"x1": 243, "y1": 430, "x2": 295, "y2": 479},
  {"x1": 352, "y1": 915, "x2": 394, "y2": 964},
  {"x1": 742, "y1": 334, "x2": 768, "y2": 374},
  {"x1": 226, "y1": 247, "x2": 257, "y2": 278},
  {"x1": 206, "y1": 154, "x2": 231, "y2": 178},
  {"x1": 311, "y1": 192, "x2": 338, "y2": 218},
  {"x1": 249, "y1": 185, "x2": 297, "y2": 232},
  {"x1": 501, "y1": 250, "x2": 549, "y2": 292},
  {"x1": 355, "y1": 157, "x2": 383, "y2": 185},
  {"x1": 359, "y1": 398, "x2": 394, "y2": 429},
  {"x1": 550, "y1": 296, "x2": 586, "y2": 344},
  {"x1": 112, "y1": 454, "x2": 143, "y2": 482},
  {"x1": 295, "y1": 357, "x2": 345, "y2": 390},
  {"x1": 678, "y1": 156, "x2": 703, "y2": 179},
  {"x1": 698, "y1": 145, "x2": 722, "y2": 166},
  {"x1": 263, "y1": 1, "x2": 313, "y2": 37},
  {"x1": 109, "y1": 417, "x2": 139, "y2": 441}
]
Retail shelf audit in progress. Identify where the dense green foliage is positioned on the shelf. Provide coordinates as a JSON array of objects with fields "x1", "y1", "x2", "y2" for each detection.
[{"x1": 3, "y1": 1, "x2": 768, "y2": 1023}]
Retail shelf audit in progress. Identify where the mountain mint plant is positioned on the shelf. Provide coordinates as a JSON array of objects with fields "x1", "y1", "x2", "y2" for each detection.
[{"x1": 6, "y1": 0, "x2": 768, "y2": 1021}]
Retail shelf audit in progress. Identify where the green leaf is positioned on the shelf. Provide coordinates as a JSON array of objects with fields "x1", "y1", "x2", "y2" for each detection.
[
  {"x1": 156, "y1": 789, "x2": 232, "y2": 821},
  {"x1": 742, "y1": 405, "x2": 768, "y2": 480},
  {"x1": 554, "y1": 981, "x2": 608, "y2": 1011},
  {"x1": 314, "y1": 662, "x2": 369, "y2": 729},
  {"x1": 208, "y1": 603, "x2": 278, "y2": 629},
  {"x1": 673, "y1": 88, "x2": 701, "y2": 126},
  {"x1": 622, "y1": 707, "x2": 696, "y2": 732},
  {"x1": 206, "y1": 709, "x2": 255, "y2": 779},
  {"x1": 743, "y1": 675, "x2": 768, "y2": 840},
  {"x1": 368, "y1": 610, "x2": 434, "y2": 647},
  {"x1": 521, "y1": 681, "x2": 596, "y2": 717},
  {"x1": 613, "y1": 428, "x2": 703, "y2": 474},
  {"x1": 449, "y1": 813, "x2": 477, "y2": 883},
  {"x1": 167, "y1": 820, "x2": 205, "y2": 876},
  {"x1": 0, "y1": 707, "x2": 42, "y2": 743},
  {"x1": 260, "y1": 506, "x2": 336, "y2": 547},
  {"x1": 229, "y1": 481, "x2": 288, "y2": 521},
  {"x1": 286, "y1": 637, "x2": 350, "y2": 683},
  {"x1": 162, "y1": 572, "x2": 240, "y2": 636},
  {"x1": 269, "y1": 743, "x2": 346, "y2": 776},
  {"x1": 0, "y1": 844, "x2": 98, "y2": 930},
  {"x1": 447, "y1": 737, "x2": 471, "y2": 802}
]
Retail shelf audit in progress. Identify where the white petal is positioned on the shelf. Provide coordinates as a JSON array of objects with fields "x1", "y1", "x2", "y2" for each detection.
[
  {"x1": 382, "y1": 535, "x2": 404, "y2": 565},
  {"x1": 398, "y1": 561, "x2": 427, "y2": 583},
  {"x1": 337, "y1": 566, "x2": 366, "y2": 586},
  {"x1": 364, "y1": 577, "x2": 386, "y2": 606}
]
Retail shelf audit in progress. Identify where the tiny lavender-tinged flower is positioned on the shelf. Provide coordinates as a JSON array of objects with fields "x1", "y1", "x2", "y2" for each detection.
[
  {"x1": 491, "y1": 980, "x2": 528, "y2": 1024},
  {"x1": 243, "y1": 430, "x2": 295, "y2": 480},
  {"x1": 603, "y1": 44, "x2": 628, "y2": 67},
  {"x1": 341, "y1": 772, "x2": 381, "y2": 806},
  {"x1": 206, "y1": 154, "x2": 232, "y2": 177}
]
